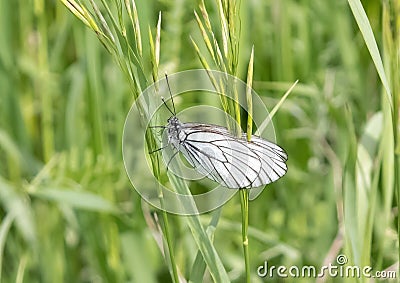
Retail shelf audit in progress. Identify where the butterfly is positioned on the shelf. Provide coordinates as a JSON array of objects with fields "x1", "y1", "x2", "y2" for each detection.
[{"x1": 151, "y1": 75, "x2": 288, "y2": 189}]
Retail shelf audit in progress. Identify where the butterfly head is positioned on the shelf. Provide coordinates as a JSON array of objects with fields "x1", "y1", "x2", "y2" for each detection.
[{"x1": 167, "y1": 116, "x2": 182, "y2": 146}]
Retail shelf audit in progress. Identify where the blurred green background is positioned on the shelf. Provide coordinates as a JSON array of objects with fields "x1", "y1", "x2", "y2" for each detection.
[{"x1": 0, "y1": 0, "x2": 398, "y2": 282}]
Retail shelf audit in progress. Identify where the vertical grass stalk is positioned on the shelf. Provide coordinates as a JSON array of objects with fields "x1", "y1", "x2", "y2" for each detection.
[
  {"x1": 382, "y1": 0, "x2": 400, "y2": 270},
  {"x1": 193, "y1": 1, "x2": 251, "y2": 280},
  {"x1": 148, "y1": 16, "x2": 179, "y2": 283},
  {"x1": 35, "y1": 0, "x2": 54, "y2": 162},
  {"x1": 239, "y1": 188, "x2": 250, "y2": 283},
  {"x1": 160, "y1": 209, "x2": 179, "y2": 283},
  {"x1": 240, "y1": 46, "x2": 254, "y2": 283},
  {"x1": 61, "y1": 1, "x2": 180, "y2": 281}
]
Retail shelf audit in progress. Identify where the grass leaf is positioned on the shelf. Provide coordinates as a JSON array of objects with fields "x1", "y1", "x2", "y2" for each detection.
[
  {"x1": 347, "y1": 0, "x2": 392, "y2": 108},
  {"x1": 32, "y1": 188, "x2": 118, "y2": 213}
]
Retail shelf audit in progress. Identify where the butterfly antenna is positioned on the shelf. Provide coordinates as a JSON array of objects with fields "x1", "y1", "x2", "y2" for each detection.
[
  {"x1": 165, "y1": 73, "x2": 176, "y2": 115},
  {"x1": 161, "y1": 97, "x2": 175, "y2": 116}
]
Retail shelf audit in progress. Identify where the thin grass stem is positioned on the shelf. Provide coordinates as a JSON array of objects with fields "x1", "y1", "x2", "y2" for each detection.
[{"x1": 239, "y1": 188, "x2": 250, "y2": 283}]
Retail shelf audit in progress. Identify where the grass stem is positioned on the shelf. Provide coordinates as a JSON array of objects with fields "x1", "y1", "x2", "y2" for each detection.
[
  {"x1": 160, "y1": 210, "x2": 180, "y2": 283},
  {"x1": 239, "y1": 188, "x2": 250, "y2": 283}
]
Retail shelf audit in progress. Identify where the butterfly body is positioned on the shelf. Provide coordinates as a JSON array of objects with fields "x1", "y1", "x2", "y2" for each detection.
[
  {"x1": 165, "y1": 115, "x2": 288, "y2": 189},
  {"x1": 166, "y1": 116, "x2": 185, "y2": 149}
]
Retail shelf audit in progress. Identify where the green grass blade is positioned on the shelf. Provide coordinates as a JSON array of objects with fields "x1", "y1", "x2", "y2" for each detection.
[
  {"x1": 0, "y1": 212, "x2": 16, "y2": 282},
  {"x1": 347, "y1": 0, "x2": 392, "y2": 108},
  {"x1": 343, "y1": 105, "x2": 360, "y2": 266},
  {"x1": 356, "y1": 112, "x2": 383, "y2": 268},
  {"x1": 189, "y1": 209, "x2": 221, "y2": 282},
  {"x1": 168, "y1": 175, "x2": 230, "y2": 282},
  {"x1": 255, "y1": 80, "x2": 298, "y2": 136},
  {"x1": 0, "y1": 178, "x2": 36, "y2": 245},
  {"x1": 32, "y1": 188, "x2": 118, "y2": 213},
  {"x1": 246, "y1": 46, "x2": 254, "y2": 141}
]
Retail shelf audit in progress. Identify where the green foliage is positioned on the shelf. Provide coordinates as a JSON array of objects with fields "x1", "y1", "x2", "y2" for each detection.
[{"x1": 0, "y1": 0, "x2": 398, "y2": 282}]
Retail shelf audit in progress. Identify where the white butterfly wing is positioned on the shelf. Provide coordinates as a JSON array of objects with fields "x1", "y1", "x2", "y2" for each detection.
[
  {"x1": 174, "y1": 123, "x2": 287, "y2": 189},
  {"x1": 245, "y1": 135, "x2": 288, "y2": 187}
]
